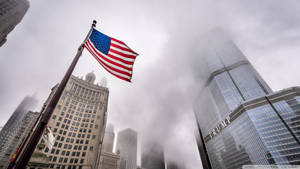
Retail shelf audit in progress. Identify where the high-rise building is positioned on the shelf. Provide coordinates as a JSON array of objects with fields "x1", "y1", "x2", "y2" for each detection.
[
  {"x1": 0, "y1": 96, "x2": 38, "y2": 169},
  {"x1": 99, "y1": 123, "x2": 120, "y2": 169},
  {"x1": 0, "y1": 0, "x2": 29, "y2": 46},
  {"x1": 102, "y1": 123, "x2": 115, "y2": 153},
  {"x1": 141, "y1": 141, "x2": 165, "y2": 169},
  {"x1": 194, "y1": 30, "x2": 300, "y2": 168},
  {"x1": 116, "y1": 128, "x2": 137, "y2": 169},
  {"x1": 166, "y1": 161, "x2": 185, "y2": 169},
  {"x1": 30, "y1": 72, "x2": 109, "y2": 169}
]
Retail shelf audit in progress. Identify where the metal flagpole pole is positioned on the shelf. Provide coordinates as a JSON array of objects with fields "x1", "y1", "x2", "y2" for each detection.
[{"x1": 12, "y1": 20, "x2": 97, "y2": 169}]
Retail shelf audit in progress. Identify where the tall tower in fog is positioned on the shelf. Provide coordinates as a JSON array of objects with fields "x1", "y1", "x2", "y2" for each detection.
[
  {"x1": 0, "y1": 0, "x2": 30, "y2": 46},
  {"x1": 102, "y1": 123, "x2": 115, "y2": 153},
  {"x1": 0, "y1": 96, "x2": 38, "y2": 169},
  {"x1": 141, "y1": 141, "x2": 165, "y2": 169},
  {"x1": 116, "y1": 129, "x2": 137, "y2": 169},
  {"x1": 31, "y1": 72, "x2": 109, "y2": 169},
  {"x1": 194, "y1": 30, "x2": 300, "y2": 168}
]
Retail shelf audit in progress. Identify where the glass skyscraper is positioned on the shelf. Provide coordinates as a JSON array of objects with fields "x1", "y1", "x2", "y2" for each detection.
[{"x1": 194, "y1": 30, "x2": 300, "y2": 168}]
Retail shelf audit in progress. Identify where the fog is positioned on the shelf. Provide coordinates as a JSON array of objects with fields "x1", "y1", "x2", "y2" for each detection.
[{"x1": 1, "y1": 0, "x2": 300, "y2": 168}]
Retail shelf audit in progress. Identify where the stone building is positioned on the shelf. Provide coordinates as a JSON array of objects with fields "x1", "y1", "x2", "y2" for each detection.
[{"x1": 30, "y1": 72, "x2": 109, "y2": 169}]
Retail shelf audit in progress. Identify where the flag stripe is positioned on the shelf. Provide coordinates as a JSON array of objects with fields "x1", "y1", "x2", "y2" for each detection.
[
  {"x1": 87, "y1": 40, "x2": 133, "y2": 70},
  {"x1": 111, "y1": 40, "x2": 128, "y2": 49},
  {"x1": 110, "y1": 43, "x2": 137, "y2": 54},
  {"x1": 85, "y1": 42, "x2": 132, "y2": 76},
  {"x1": 109, "y1": 48, "x2": 136, "y2": 59},
  {"x1": 84, "y1": 44, "x2": 131, "y2": 81},
  {"x1": 111, "y1": 37, "x2": 126, "y2": 46},
  {"x1": 107, "y1": 52, "x2": 135, "y2": 62},
  {"x1": 110, "y1": 46, "x2": 137, "y2": 56}
]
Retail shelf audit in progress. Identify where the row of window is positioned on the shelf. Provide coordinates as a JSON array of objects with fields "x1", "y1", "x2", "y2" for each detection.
[
  {"x1": 49, "y1": 164, "x2": 83, "y2": 169},
  {"x1": 49, "y1": 155, "x2": 85, "y2": 164}
]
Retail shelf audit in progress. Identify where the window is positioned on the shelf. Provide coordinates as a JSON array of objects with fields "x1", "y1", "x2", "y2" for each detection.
[
  {"x1": 52, "y1": 156, "x2": 57, "y2": 162},
  {"x1": 54, "y1": 128, "x2": 58, "y2": 133},
  {"x1": 90, "y1": 146, "x2": 93, "y2": 151},
  {"x1": 51, "y1": 149, "x2": 55, "y2": 154},
  {"x1": 62, "y1": 151, "x2": 65, "y2": 155},
  {"x1": 64, "y1": 158, "x2": 68, "y2": 163},
  {"x1": 87, "y1": 135, "x2": 90, "y2": 139},
  {"x1": 52, "y1": 115, "x2": 56, "y2": 119},
  {"x1": 58, "y1": 143, "x2": 62, "y2": 148},
  {"x1": 80, "y1": 159, "x2": 84, "y2": 163},
  {"x1": 84, "y1": 146, "x2": 87, "y2": 150},
  {"x1": 85, "y1": 140, "x2": 89, "y2": 144},
  {"x1": 56, "y1": 122, "x2": 60, "y2": 127},
  {"x1": 82, "y1": 152, "x2": 86, "y2": 157},
  {"x1": 56, "y1": 149, "x2": 60, "y2": 154},
  {"x1": 58, "y1": 117, "x2": 62, "y2": 121},
  {"x1": 95, "y1": 125, "x2": 98, "y2": 128},
  {"x1": 66, "y1": 151, "x2": 70, "y2": 156},
  {"x1": 72, "y1": 152, "x2": 76, "y2": 156},
  {"x1": 92, "y1": 135, "x2": 96, "y2": 139},
  {"x1": 45, "y1": 147, "x2": 49, "y2": 152}
]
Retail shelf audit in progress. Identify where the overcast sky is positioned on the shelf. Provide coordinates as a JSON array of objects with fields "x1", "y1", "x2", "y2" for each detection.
[{"x1": 1, "y1": 0, "x2": 300, "y2": 168}]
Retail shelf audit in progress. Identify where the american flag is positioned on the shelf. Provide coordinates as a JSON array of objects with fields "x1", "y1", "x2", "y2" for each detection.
[{"x1": 84, "y1": 28, "x2": 138, "y2": 82}]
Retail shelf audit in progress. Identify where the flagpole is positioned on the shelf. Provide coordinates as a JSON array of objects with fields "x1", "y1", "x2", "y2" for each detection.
[{"x1": 12, "y1": 20, "x2": 97, "y2": 169}]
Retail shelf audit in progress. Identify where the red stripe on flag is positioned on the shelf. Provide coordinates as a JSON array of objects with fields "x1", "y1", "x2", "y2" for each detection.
[
  {"x1": 87, "y1": 41, "x2": 133, "y2": 71},
  {"x1": 111, "y1": 38, "x2": 126, "y2": 46},
  {"x1": 85, "y1": 45, "x2": 131, "y2": 82},
  {"x1": 85, "y1": 43, "x2": 132, "y2": 79},
  {"x1": 109, "y1": 48, "x2": 136, "y2": 59},
  {"x1": 107, "y1": 53, "x2": 135, "y2": 65},
  {"x1": 110, "y1": 43, "x2": 138, "y2": 55}
]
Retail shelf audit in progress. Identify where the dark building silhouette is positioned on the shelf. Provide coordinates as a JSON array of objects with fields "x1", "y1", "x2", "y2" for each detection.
[{"x1": 141, "y1": 141, "x2": 165, "y2": 169}]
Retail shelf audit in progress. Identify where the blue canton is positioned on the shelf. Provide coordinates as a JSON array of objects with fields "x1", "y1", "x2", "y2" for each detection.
[{"x1": 89, "y1": 29, "x2": 111, "y2": 55}]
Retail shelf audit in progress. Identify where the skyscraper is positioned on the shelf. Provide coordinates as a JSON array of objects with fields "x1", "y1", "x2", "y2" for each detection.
[
  {"x1": 0, "y1": 0, "x2": 29, "y2": 46},
  {"x1": 99, "y1": 123, "x2": 120, "y2": 169},
  {"x1": 141, "y1": 141, "x2": 165, "y2": 169},
  {"x1": 30, "y1": 72, "x2": 109, "y2": 169},
  {"x1": 116, "y1": 128, "x2": 137, "y2": 169},
  {"x1": 102, "y1": 123, "x2": 115, "y2": 153},
  {"x1": 0, "y1": 96, "x2": 37, "y2": 169},
  {"x1": 194, "y1": 30, "x2": 300, "y2": 168}
]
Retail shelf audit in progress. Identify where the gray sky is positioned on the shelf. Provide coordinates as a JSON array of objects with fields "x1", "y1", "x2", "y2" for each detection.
[{"x1": 1, "y1": 0, "x2": 300, "y2": 168}]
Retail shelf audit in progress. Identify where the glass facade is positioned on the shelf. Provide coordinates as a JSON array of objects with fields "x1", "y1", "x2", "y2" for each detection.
[{"x1": 194, "y1": 33, "x2": 300, "y2": 168}]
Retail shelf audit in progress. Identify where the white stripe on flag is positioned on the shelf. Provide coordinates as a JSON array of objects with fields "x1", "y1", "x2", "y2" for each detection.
[
  {"x1": 111, "y1": 39, "x2": 128, "y2": 49},
  {"x1": 110, "y1": 46, "x2": 137, "y2": 56}
]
